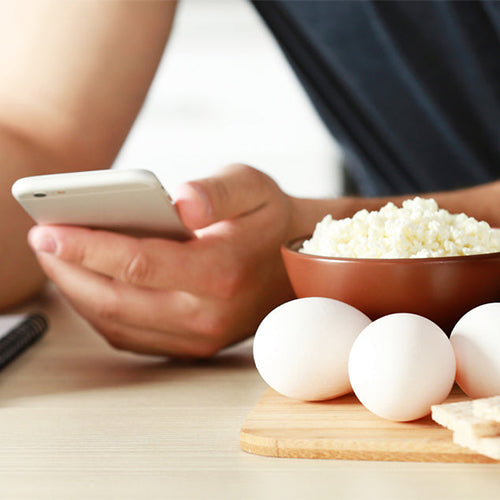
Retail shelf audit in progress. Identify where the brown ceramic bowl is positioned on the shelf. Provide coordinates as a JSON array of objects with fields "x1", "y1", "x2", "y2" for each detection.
[{"x1": 281, "y1": 236, "x2": 500, "y2": 334}]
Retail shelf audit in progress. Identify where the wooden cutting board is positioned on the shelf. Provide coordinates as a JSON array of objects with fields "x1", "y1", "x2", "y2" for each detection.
[{"x1": 240, "y1": 386, "x2": 497, "y2": 463}]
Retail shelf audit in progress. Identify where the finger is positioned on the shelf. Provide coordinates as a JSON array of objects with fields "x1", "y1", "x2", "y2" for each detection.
[
  {"x1": 173, "y1": 164, "x2": 279, "y2": 229},
  {"x1": 83, "y1": 314, "x2": 218, "y2": 359},
  {"x1": 36, "y1": 251, "x2": 193, "y2": 331},
  {"x1": 34, "y1": 252, "x2": 228, "y2": 356},
  {"x1": 28, "y1": 225, "x2": 234, "y2": 295}
]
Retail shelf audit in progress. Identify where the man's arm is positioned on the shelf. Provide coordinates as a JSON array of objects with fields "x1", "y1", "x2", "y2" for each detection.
[
  {"x1": 290, "y1": 181, "x2": 500, "y2": 240},
  {"x1": 25, "y1": 163, "x2": 500, "y2": 358},
  {"x1": 0, "y1": 0, "x2": 177, "y2": 309}
]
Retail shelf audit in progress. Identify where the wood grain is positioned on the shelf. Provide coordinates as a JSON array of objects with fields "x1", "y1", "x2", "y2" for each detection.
[{"x1": 240, "y1": 386, "x2": 497, "y2": 463}]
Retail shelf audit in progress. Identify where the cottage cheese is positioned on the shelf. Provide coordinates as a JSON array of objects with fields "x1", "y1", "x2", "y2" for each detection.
[{"x1": 300, "y1": 197, "x2": 500, "y2": 259}]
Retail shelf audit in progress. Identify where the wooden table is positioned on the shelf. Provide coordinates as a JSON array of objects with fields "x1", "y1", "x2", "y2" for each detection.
[{"x1": 1, "y1": 286, "x2": 499, "y2": 499}]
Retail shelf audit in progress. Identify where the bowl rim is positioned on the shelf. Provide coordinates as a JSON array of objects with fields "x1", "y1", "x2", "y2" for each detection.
[{"x1": 281, "y1": 235, "x2": 500, "y2": 264}]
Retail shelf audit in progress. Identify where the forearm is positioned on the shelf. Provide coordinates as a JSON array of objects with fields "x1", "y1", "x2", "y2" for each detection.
[
  {"x1": 289, "y1": 181, "x2": 500, "y2": 238},
  {"x1": 0, "y1": 1, "x2": 179, "y2": 309},
  {"x1": 0, "y1": 130, "x2": 65, "y2": 310}
]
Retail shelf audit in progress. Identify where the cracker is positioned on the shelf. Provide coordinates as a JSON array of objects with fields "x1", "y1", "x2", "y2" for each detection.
[
  {"x1": 431, "y1": 400, "x2": 500, "y2": 438},
  {"x1": 473, "y1": 396, "x2": 500, "y2": 423},
  {"x1": 453, "y1": 432, "x2": 500, "y2": 461}
]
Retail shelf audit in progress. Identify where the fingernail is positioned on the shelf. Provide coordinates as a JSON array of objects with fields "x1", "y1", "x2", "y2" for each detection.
[
  {"x1": 175, "y1": 183, "x2": 210, "y2": 213},
  {"x1": 28, "y1": 228, "x2": 57, "y2": 254},
  {"x1": 190, "y1": 183, "x2": 211, "y2": 213},
  {"x1": 173, "y1": 182, "x2": 212, "y2": 229}
]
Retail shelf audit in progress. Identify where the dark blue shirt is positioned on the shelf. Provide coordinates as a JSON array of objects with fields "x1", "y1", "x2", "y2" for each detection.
[{"x1": 252, "y1": 1, "x2": 500, "y2": 196}]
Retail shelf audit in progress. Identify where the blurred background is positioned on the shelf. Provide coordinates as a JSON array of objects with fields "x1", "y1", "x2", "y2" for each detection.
[{"x1": 113, "y1": 0, "x2": 342, "y2": 199}]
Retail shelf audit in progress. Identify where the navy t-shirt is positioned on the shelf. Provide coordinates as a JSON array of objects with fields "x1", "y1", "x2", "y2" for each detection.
[{"x1": 252, "y1": 1, "x2": 500, "y2": 196}]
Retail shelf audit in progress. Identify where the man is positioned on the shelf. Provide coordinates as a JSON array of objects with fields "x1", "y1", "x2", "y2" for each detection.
[{"x1": 4, "y1": 1, "x2": 500, "y2": 357}]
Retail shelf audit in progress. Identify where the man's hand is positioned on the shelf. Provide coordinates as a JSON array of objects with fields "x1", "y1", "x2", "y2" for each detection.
[{"x1": 27, "y1": 165, "x2": 297, "y2": 358}]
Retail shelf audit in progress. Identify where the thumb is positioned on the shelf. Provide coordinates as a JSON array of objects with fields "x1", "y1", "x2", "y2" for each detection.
[{"x1": 173, "y1": 164, "x2": 279, "y2": 230}]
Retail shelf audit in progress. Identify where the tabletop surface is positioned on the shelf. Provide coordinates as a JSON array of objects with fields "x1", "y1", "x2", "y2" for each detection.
[{"x1": 1, "y1": 286, "x2": 499, "y2": 499}]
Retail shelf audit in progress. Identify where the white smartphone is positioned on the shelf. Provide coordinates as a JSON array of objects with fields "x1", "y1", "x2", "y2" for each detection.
[{"x1": 11, "y1": 169, "x2": 192, "y2": 240}]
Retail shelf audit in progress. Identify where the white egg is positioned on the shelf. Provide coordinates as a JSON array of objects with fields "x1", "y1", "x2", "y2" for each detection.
[
  {"x1": 450, "y1": 303, "x2": 500, "y2": 398},
  {"x1": 253, "y1": 297, "x2": 371, "y2": 401},
  {"x1": 348, "y1": 313, "x2": 456, "y2": 421}
]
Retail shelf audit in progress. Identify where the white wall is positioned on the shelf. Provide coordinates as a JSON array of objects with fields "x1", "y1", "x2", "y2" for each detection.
[{"x1": 113, "y1": 0, "x2": 342, "y2": 199}]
